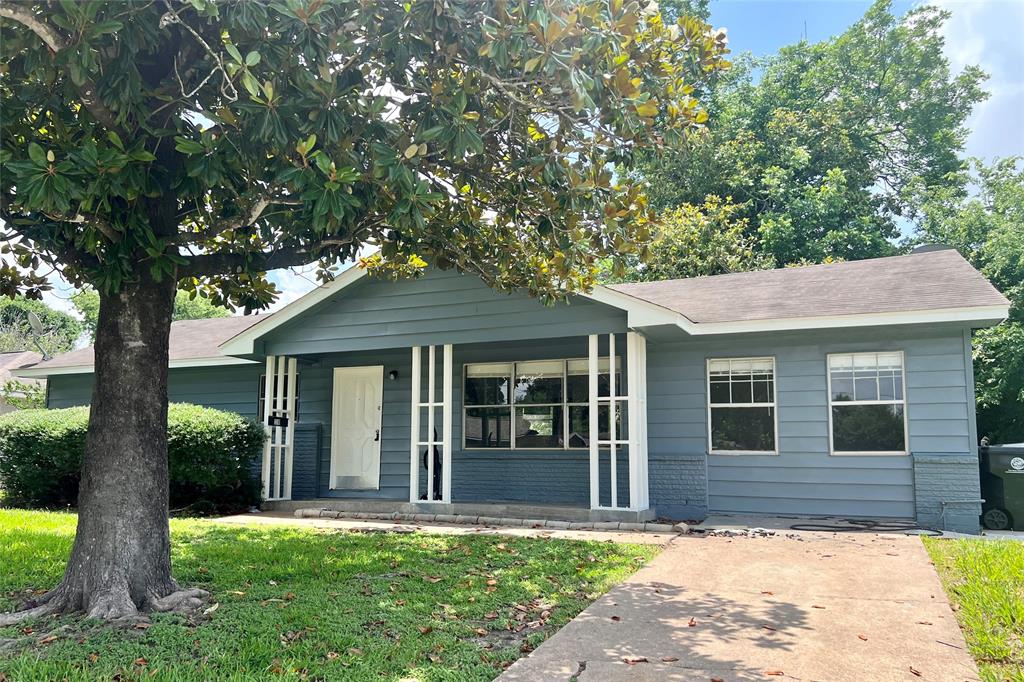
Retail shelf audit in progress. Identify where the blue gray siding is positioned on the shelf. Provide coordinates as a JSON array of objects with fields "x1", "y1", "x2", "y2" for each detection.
[
  {"x1": 260, "y1": 268, "x2": 626, "y2": 356},
  {"x1": 644, "y1": 324, "x2": 976, "y2": 522}
]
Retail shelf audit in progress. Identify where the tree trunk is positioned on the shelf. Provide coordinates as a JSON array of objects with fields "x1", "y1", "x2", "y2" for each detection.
[{"x1": 1, "y1": 268, "x2": 207, "y2": 623}]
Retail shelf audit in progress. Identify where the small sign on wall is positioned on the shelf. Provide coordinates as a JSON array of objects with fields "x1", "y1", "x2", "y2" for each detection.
[{"x1": 267, "y1": 415, "x2": 289, "y2": 428}]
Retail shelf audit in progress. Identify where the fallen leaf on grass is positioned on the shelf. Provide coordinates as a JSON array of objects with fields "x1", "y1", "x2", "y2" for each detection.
[
  {"x1": 326, "y1": 652, "x2": 339, "y2": 661},
  {"x1": 203, "y1": 603, "x2": 219, "y2": 616},
  {"x1": 37, "y1": 635, "x2": 57, "y2": 646},
  {"x1": 484, "y1": 612, "x2": 498, "y2": 620},
  {"x1": 134, "y1": 622, "x2": 152, "y2": 630},
  {"x1": 348, "y1": 648, "x2": 363, "y2": 657},
  {"x1": 424, "y1": 576, "x2": 443, "y2": 583},
  {"x1": 418, "y1": 626, "x2": 433, "y2": 635},
  {"x1": 622, "y1": 655, "x2": 648, "y2": 664},
  {"x1": 87, "y1": 653, "x2": 99, "y2": 663},
  {"x1": 427, "y1": 653, "x2": 441, "y2": 663},
  {"x1": 134, "y1": 657, "x2": 148, "y2": 667},
  {"x1": 474, "y1": 628, "x2": 487, "y2": 636},
  {"x1": 20, "y1": 627, "x2": 33, "y2": 635}
]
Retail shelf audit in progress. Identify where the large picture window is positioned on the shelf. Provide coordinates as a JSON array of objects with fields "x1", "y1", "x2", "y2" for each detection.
[
  {"x1": 828, "y1": 352, "x2": 907, "y2": 455},
  {"x1": 463, "y1": 358, "x2": 621, "y2": 450},
  {"x1": 707, "y1": 357, "x2": 776, "y2": 454}
]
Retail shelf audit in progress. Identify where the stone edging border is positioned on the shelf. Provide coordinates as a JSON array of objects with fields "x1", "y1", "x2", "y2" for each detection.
[{"x1": 292, "y1": 508, "x2": 691, "y2": 534}]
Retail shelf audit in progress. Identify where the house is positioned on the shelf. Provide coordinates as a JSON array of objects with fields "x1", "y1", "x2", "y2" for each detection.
[
  {"x1": 0, "y1": 351, "x2": 43, "y2": 414},
  {"x1": 14, "y1": 247, "x2": 1010, "y2": 533}
]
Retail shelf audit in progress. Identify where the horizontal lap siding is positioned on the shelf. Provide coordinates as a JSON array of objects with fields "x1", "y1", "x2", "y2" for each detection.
[
  {"x1": 646, "y1": 325, "x2": 973, "y2": 519},
  {"x1": 261, "y1": 268, "x2": 626, "y2": 356}
]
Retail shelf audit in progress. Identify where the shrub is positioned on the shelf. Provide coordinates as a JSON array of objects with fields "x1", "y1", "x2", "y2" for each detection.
[{"x1": 0, "y1": 404, "x2": 265, "y2": 513}]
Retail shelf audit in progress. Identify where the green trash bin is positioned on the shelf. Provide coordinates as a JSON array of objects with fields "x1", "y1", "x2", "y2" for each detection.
[{"x1": 980, "y1": 445, "x2": 1024, "y2": 531}]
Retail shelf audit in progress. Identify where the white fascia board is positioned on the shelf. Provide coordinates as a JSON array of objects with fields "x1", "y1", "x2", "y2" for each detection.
[
  {"x1": 685, "y1": 304, "x2": 1010, "y2": 336},
  {"x1": 219, "y1": 264, "x2": 369, "y2": 356},
  {"x1": 583, "y1": 286, "x2": 698, "y2": 330},
  {"x1": 12, "y1": 355, "x2": 259, "y2": 379}
]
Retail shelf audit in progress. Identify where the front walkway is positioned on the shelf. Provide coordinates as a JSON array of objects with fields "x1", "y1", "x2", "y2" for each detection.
[{"x1": 500, "y1": 532, "x2": 979, "y2": 681}]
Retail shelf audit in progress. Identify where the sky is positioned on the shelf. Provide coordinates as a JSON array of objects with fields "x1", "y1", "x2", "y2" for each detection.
[{"x1": 30, "y1": 0, "x2": 1024, "y2": 316}]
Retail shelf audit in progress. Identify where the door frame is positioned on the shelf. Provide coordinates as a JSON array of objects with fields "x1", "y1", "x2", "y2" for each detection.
[{"x1": 329, "y1": 365, "x2": 385, "y2": 491}]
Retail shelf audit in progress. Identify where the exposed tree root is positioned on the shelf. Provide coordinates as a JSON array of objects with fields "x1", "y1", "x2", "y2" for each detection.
[{"x1": 0, "y1": 582, "x2": 210, "y2": 626}]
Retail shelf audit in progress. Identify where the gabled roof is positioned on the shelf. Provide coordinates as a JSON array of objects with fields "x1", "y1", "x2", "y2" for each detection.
[
  {"x1": 14, "y1": 316, "x2": 266, "y2": 378},
  {"x1": 14, "y1": 247, "x2": 1011, "y2": 378},
  {"x1": 606, "y1": 248, "x2": 1010, "y2": 332},
  {"x1": 0, "y1": 351, "x2": 42, "y2": 384}
]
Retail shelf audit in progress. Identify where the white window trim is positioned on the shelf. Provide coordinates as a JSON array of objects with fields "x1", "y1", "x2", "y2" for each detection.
[
  {"x1": 706, "y1": 356, "x2": 779, "y2": 456},
  {"x1": 461, "y1": 357, "x2": 625, "y2": 451},
  {"x1": 826, "y1": 351, "x2": 909, "y2": 456}
]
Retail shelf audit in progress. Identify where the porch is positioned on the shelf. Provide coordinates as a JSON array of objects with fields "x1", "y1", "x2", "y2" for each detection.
[{"x1": 256, "y1": 332, "x2": 653, "y2": 522}]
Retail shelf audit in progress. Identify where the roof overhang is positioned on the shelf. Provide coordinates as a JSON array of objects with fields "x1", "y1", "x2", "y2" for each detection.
[
  {"x1": 12, "y1": 355, "x2": 259, "y2": 379},
  {"x1": 217, "y1": 262, "x2": 1011, "y2": 356}
]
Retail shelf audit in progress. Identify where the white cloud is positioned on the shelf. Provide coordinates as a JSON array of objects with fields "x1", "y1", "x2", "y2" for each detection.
[{"x1": 933, "y1": 0, "x2": 1024, "y2": 161}]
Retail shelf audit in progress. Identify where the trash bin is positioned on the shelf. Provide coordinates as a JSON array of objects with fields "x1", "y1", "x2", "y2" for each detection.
[{"x1": 979, "y1": 445, "x2": 1024, "y2": 531}]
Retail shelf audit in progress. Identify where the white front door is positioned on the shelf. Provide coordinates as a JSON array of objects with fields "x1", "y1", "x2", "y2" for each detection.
[{"x1": 330, "y1": 365, "x2": 384, "y2": 490}]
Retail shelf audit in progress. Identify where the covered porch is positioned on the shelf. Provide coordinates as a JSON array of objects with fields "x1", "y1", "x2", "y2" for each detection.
[{"x1": 256, "y1": 332, "x2": 654, "y2": 522}]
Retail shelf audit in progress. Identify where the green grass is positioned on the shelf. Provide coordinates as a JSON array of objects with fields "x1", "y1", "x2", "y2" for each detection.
[
  {"x1": 924, "y1": 537, "x2": 1024, "y2": 682},
  {"x1": 0, "y1": 509, "x2": 657, "y2": 681}
]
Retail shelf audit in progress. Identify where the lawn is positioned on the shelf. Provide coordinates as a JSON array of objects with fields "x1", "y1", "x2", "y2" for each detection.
[
  {"x1": 0, "y1": 509, "x2": 657, "y2": 681},
  {"x1": 924, "y1": 537, "x2": 1024, "y2": 682}
]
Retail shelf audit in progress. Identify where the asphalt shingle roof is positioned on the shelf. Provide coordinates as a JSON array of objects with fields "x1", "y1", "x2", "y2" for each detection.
[
  {"x1": 607, "y1": 248, "x2": 1009, "y2": 324},
  {"x1": 25, "y1": 314, "x2": 268, "y2": 371}
]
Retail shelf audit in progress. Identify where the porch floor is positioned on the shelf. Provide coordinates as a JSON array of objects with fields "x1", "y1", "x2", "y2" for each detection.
[{"x1": 261, "y1": 498, "x2": 658, "y2": 523}]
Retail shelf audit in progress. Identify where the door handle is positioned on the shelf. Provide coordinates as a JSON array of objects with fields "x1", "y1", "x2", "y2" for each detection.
[{"x1": 374, "y1": 429, "x2": 380, "y2": 442}]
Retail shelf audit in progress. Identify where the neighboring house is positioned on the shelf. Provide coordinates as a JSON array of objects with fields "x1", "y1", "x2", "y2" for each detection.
[
  {"x1": 0, "y1": 350, "x2": 43, "y2": 414},
  {"x1": 15, "y1": 247, "x2": 1010, "y2": 533}
]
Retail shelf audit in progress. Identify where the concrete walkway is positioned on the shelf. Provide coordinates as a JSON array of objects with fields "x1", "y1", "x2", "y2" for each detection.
[{"x1": 500, "y1": 532, "x2": 979, "y2": 682}]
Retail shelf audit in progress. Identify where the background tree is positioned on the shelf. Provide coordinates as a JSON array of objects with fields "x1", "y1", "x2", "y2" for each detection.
[
  {"x1": 0, "y1": 0, "x2": 727, "y2": 622},
  {"x1": 0, "y1": 297, "x2": 82, "y2": 357},
  {"x1": 917, "y1": 158, "x2": 1024, "y2": 444},
  {"x1": 631, "y1": 0, "x2": 987, "y2": 267},
  {"x1": 602, "y1": 196, "x2": 771, "y2": 282},
  {"x1": 72, "y1": 288, "x2": 229, "y2": 341}
]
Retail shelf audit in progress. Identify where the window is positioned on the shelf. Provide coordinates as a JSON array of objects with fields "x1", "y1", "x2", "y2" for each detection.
[
  {"x1": 258, "y1": 374, "x2": 299, "y2": 423},
  {"x1": 828, "y1": 352, "x2": 906, "y2": 455},
  {"x1": 707, "y1": 357, "x2": 776, "y2": 454},
  {"x1": 463, "y1": 358, "x2": 622, "y2": 449}
]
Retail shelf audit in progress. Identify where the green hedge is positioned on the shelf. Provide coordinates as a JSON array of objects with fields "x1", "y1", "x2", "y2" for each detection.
[{"x1": 0, "y1": 404, "x2": 265, "y2": 513}]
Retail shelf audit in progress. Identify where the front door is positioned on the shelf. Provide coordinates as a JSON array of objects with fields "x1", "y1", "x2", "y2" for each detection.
[{"x1": 330, "y1": 365, "x2": 384, "y2": 490}]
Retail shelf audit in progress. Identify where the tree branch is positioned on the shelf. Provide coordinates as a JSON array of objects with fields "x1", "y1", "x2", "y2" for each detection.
[
  {"x1": 0, "y1": 4, "x2": 125, "y2": 132},
  {"x1": 181, "y1": 235, "x2": 358, "y2": 278}
]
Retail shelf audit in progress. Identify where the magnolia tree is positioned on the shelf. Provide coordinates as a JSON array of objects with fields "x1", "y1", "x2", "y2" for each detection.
[{"x1": 0, "y1": 0, "x2": 727, "y2": 622}]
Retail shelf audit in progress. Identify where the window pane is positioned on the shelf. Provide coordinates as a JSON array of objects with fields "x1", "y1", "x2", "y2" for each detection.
[
  {"x1": 514, "y1": 406, "x2": 563, "y2": 448},
  {"x1": 465, "y1": 363, "x2": 511, "y2": 406},
  {"x1": 832, "y1": 404, "x2": 905, "y2": 452},
  {"x1": 731, "y1": 380, "x2": 753, "y2": 403},
  {"x1": 566, "y1": 358, "x2": 621, "y2": 401},
  {"x1": 709, "y1": 379, "x2": 731, "y2": 404},
  {"x1": 752, "y1": 379, "x2": 773, "y2": 403},
  {"x1": 464, "y1": 407, "x2": 511, "y2": 448},
  {"x1": 514, "y1": 360, "x2": 564, "y2": 404},
  {"x1": 567, "y1": 405, "x2": 624, "y2": 447},
  {"x1": 710, "y1": 406, "x2": 776, "y2": 452},
  {"x1": 854, "y1": 373, "x2": 879, "y2": 401},
  {"x1": 831, "y1": 373, "x2": 855, "y2": 401}
]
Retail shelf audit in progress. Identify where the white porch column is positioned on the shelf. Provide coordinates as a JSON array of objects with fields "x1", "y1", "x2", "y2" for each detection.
[
  {"x1": 261, "y1": 354, "x2": 297, "y2": 501},
  {"x1": 588, "y1": 335, "x2": 600, "y2": 509},
  {"x1": 626, "y1": 331, "x2": 650, "y2": 511},
  {"x1": 409, "y1": 346, "x2": 421, "y2": 503},
  {"x1": 410, "y1": 345, "x2": 453, "y2": 504}
]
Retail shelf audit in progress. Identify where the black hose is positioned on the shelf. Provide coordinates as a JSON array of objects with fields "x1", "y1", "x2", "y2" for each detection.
[{"x1": 787, "y1": 518, "x2": 942, "y2": 536}]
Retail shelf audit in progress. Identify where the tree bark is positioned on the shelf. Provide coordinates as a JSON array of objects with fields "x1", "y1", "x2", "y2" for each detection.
[{"x1": 0, "y1": 267, "x2": 207, "y2": 624}]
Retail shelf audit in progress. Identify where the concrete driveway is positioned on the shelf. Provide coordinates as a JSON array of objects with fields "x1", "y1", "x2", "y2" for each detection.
[{"x1": 500, "y1": 532, "x2": 978, "y2": 681}]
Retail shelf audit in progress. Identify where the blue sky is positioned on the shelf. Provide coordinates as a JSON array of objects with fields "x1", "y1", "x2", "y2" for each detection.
[{"x1": 34, "y1": 0, "x2": 1024, "y2": 314}]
